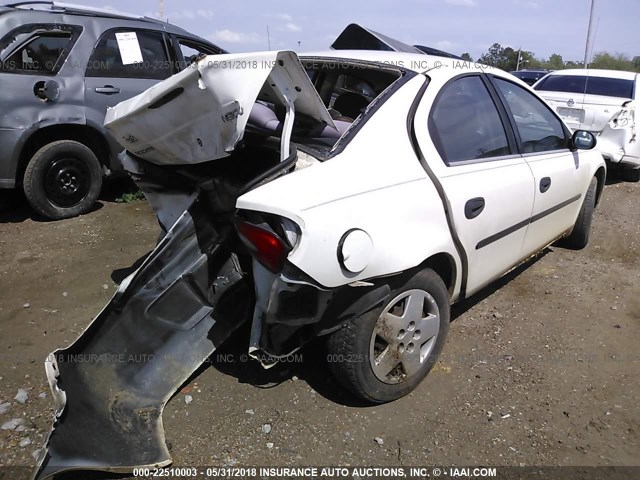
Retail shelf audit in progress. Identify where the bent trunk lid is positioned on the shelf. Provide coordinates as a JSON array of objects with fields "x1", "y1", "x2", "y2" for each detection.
[{"x1": 104, "y1": 50, "x2": 334, "y2": 165}]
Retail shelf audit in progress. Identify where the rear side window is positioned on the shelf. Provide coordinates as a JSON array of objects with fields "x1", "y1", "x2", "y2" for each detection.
[
  {"x1": 87, "y1": 29, "x2": 173, "y2": 80},
  {"x1": 0, "y1": 25, "x2": 81, "y2": 75},
  {"x1": 494, "y1": 78, "x2": 568, "y2": 153},
  {"x1": 535, "y1": 75, "x2": 634, "y2": 99},
  {"x1": 429, "y1": 75, "x2": 511, "y2": 165}
]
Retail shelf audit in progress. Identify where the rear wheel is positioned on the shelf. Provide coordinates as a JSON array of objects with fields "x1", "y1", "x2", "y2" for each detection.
[
  {"x1": 326, "y1": 269, "x2": 450, "y2": 404},
  {"x1": 23, "y1": 140, "x2": 102, "y2": 219},
  {"x1": 562, "y1": 177, "x2": 597, "y2": 249}
]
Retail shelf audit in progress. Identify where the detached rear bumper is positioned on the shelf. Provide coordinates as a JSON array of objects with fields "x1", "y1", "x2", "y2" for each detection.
[{"x1": 34, "y1": 199, "x2": 251, "y2": 480}]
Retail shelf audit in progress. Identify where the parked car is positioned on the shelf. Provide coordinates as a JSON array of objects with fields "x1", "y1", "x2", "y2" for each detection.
[
  {"x1": 534, "y1": 69, "x2": 639, "y2": 181},
  {"x1": 509, "y1": 69, "x2": 549, "y2": 86},
  {"x1": 0, "y1": 1, "x2": 223, "y2": 219},
  {"x1": 34, "y1": 28, "x2": 606, "y2": 480}
]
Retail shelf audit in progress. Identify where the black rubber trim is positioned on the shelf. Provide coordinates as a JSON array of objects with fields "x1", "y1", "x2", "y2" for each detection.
[
  {"x1": 148, "y1": 87, "x2": 184, "y2": 109},
  {"x1": 240, "y1": 145, "x2": 298, "y2": 195},
  {"x1": 476, "y1": 193, "x2": 581, "y2": 250},
  {"x1": 475, "y1": 218, "x2": 531, "y2": 251},
  {"x1": 531, "y1": 194, "x2": 581, "y2": 223},
  {"x1": 336, "y1": 228, "x2": 362, "y2": 273},
  {"x1": 406, "y1": 75, "x2": 469, "y2": 299}
]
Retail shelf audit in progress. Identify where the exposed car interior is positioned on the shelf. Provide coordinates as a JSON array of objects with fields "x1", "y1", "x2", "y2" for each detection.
[{"x1": 247, "y1": 60, "x2": 403, "y2": 152}]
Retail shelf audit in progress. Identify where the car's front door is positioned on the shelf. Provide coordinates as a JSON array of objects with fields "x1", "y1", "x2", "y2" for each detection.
[
  {"x1": 489, "y1": 76, "x2": 590, "y2": 255},
  {"x1": 84, "y1": 28, "x2": 176, "y2": 167},
  {"x1": 414, "y1": 74, "x2": 536, "y2": 296}
]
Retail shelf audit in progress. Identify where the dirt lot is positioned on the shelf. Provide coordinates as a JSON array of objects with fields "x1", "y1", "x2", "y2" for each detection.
[{"x1": 0, "y1": 173, "x2": 638, "y2": 476}]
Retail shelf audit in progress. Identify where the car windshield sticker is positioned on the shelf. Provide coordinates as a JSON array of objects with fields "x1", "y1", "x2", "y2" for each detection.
[{"x1": 115, "y1": 32, "x2": 144, "y2": 65}]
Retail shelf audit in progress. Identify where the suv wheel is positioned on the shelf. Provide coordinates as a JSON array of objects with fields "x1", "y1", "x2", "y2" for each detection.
[
  {"x1": 23, "y1": 140, "x2": 103, "y2": 219},
  {"x1": 326, "y1": 268, "x2": 450, "y2": 404}
]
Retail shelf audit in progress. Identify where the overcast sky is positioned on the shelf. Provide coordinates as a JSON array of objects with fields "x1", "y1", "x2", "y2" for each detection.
[{"x1": 94, "y1": 0, "x2": 639, "y2": 61}]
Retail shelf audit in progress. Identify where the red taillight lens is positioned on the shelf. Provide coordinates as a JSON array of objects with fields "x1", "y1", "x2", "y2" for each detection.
[{"x1": 236, "y1": 221, "x2": 291, "y2": 273}]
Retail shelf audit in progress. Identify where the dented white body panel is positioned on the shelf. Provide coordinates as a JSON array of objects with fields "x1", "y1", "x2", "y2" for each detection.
[{"x1": 237, "y1": 74, "x2": 462, "y2": 294}]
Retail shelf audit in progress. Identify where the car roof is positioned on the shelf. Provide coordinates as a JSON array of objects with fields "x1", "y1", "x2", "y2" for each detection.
[
  {"x1": 5, "y1": 1, "x2": 158, "y2": 21},
  {"x1": 300, "y1": 50, "x2": 496, "y2": 74},
  {"x1": 510, "y1": 69, "x2": 548, "y2": 74},
  {"x1": 546, "y1": 69, "x2": 637, "y2": 81},
  {"x1": 1, "y1": 1, "x2": 219, "y2": 49}
]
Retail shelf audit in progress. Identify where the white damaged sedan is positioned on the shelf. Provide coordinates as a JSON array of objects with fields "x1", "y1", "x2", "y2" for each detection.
[{"x1": 34, "y1": 26, "x2": 606, "y2": 480}]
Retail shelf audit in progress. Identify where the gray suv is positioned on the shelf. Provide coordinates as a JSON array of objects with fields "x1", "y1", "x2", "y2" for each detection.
[{"x1": 0, "y1": 1, "x2": 224, "y2": 219}]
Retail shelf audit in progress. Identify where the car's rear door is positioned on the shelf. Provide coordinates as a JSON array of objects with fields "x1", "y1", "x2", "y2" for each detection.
[
  {"x1": 489, "y1": 75, "x2": 590, "y2": 255},
  {"x1": 413, "y1": 73, "x2": 535, "y2": 296},
  {"x1": 84, "y1": 28, "x2": 177, "y2": 166}
]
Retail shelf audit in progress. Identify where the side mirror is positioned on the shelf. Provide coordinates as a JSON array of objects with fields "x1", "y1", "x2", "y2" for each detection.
[{"x1": 570, "y1": 130, "x2": 596, "y2": 150}]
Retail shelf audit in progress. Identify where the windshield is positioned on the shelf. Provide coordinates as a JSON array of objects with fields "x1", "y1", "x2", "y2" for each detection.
[{"x1": 535, "y1": 74, "x2": 634, "y2": 99}]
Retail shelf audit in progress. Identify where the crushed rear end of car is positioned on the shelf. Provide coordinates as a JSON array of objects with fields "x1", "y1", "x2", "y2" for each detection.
[{"x1": 32, "y1": 50, "x2": 344, "y2": 480}]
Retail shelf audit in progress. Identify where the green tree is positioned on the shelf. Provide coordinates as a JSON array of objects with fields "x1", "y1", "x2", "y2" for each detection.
[
  {"x1": 460, "y1": 52, "x2": 473, "y2": 61},
  {"x1": 516, "y1": 50, "x2": 539, "y2": 70},
  {"x1": 478, "y1": 43, "x2": 537, "y2": 71},
  {"x1": 590, "y1": 52, "x2": 637, "y2": 71},
  {"x1": 564, "y1": 60, "x2": 584, "y2": 69},
  {"x1": 476, "y1": 42, "x2": 639, "y2": 73},
  {"x1": 547, "y1": 53, "x2": 564, "y2": 70},
  {"x1": 478, "y1": 43, "x2": 503, "y2": 67}
]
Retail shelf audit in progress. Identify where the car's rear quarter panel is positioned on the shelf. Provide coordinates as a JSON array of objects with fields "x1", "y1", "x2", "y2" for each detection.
[{"x1": 237, "y1": 75, "x2": 462, "y2": 293}]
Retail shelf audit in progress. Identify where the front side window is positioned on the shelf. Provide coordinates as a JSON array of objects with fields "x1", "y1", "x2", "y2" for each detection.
[
  {"x1": 86, "y1": 29, "x2": 172, "y2": 80},
  {"x1": 494, "y1": 77, "x2": 568, "y2": 153},
  {"x1": 0, "y1": 25, "x2": 80, "y2": 75},
  {"x1": 429, "y1": 75, "x2": 511, "y2": 165}
]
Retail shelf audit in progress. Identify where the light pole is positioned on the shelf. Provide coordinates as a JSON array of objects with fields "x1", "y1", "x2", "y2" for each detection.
[
  {"x1": 583, "y1": 0, "x2": 596, "y2": 67},
  {"x1": 516, "y1": 50, "x2": 528, "y2": 71}
]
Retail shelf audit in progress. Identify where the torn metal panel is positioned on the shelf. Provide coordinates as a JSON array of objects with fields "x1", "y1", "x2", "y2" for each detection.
[
  {"x1": 248, "y1": 260, "x2": 391, "y2": 360},
  {"x1": 104, "y1": 51, "x2": 335, "y2": 166},
  {"x1": 33, "y1": 198, "x2": 252, "y2": 480},
  {"x1": 331, "y1": 23, "x2": 462, "y2": 59},
  {"x1": 331, "y1": 23, "x2": 422, "y2": 54},
  {"x1": 597, "y1": 102, "x2": 638, "y2": 165}
]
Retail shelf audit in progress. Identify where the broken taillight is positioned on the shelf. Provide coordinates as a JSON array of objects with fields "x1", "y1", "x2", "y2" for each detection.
[
  {"x1": 236, "y1": 221, "x2": 292, "y2": 273},
  {"x1": 609, "y1": 105, "x2": 635, "y2": 129}
]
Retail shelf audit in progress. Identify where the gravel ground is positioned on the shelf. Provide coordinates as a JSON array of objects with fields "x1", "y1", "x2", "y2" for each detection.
[{"x1": 0, "y1": 172, "x2": 638, "y2": 477}]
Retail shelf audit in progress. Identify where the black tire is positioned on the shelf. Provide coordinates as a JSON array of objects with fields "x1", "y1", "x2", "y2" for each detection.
[
  {"x1": 563, "y1": 177, "x2": 597, "y2": 249},
  {"x1": 622, "y1": 167, "x2": 640, "y2": 183},
  {"x1": 326, "y1": 268, "x2": 450, "y2": 404},
  {"x1": 23, "y1": 140, "x2": 103, "y2": 219}
]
